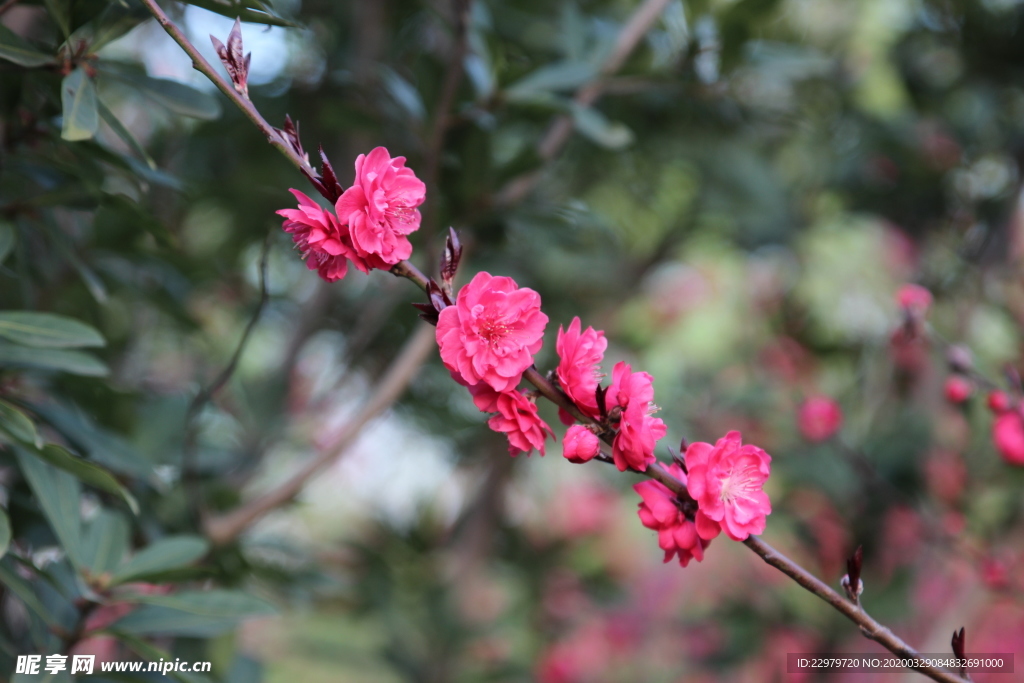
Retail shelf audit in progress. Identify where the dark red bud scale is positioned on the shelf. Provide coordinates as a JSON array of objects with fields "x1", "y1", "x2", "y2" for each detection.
[
  {"x1": 317, "y1": 146, "x2": 345, "y2": 203},
  {"x1": 210, "y1": 18, "x2": 250, "y2": 99}
]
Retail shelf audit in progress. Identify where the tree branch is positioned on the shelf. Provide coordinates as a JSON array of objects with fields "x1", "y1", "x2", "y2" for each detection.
[
  {"x1": 141, "y1": 4, "x2": 969, "y2": 679},
  {"x1": 203, "y1": 324, "x2": 437, "y2": 545}
]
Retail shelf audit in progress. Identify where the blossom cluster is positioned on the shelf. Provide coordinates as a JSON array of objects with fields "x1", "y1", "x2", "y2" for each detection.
[
  {"x1": 278, "y1": 147, "x2": 776, "y2": 570},
  {"x1": 277, "y1": 147, "x2": 425, "y2": 282}
]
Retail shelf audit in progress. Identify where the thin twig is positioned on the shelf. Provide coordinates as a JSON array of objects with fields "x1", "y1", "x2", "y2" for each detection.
[
  {"x1": 182, "y1": 233, "x2": 271, "y2": 523},
  {"x1": 421, "y1": 0, "x2": 473, "y2": 252},
  {"x1": 495, "y1": 0, "x2": 672, "y2": 207},
  {"x1": 203, "y1": 324, "x2": 437, "y2": 545}
]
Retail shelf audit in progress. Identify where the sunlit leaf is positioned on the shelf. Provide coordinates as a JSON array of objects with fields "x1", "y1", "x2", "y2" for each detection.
[
  {"x1": 571, "y1": 104, "x2": 634, "y2": 149},
  {"x1": 505, "y1": 61, "x2": 596, "y2": 99},
  {"x1": 21, "y1": 444, "x2": 138, "y2": 515},
  {"x1": 0, "y1": 344, "x2": 108, "y2": 376},
  {"x1": 110, "y1": 536, "x2": 210, "y2": 585},
  {"x1": 15, "y1": 449, "x2": 85, "y2": 569},
  {"x1": 0, "y1": 398, "x2": 39, "y2": 446},
  {"x1": 81, "y1": 509, "x2": 129, "y2": 576}
]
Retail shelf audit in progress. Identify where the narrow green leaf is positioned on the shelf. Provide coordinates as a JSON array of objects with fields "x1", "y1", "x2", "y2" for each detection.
[
  {"x1": 110, "y1": 536, "x2": 209, "y2": 585},
  {"x1": 98, "y1": 100, "x2": 157, "y2": 170},
  {"x1": 0, "y1": 509, "x2": 11, "y2": 560},
  {"x1": 0, "y1": 311, "x2": 104, "y2": 348},
  {"x1": 111, "y1": 605, "x2": 245, "y2": 637},
  {"x1": 23, "y1": 444, "x2": 138, "y2": 515},
  {"x1": 0, "y1": 344, "x2": 108, "y2": 376},
  {"x1": 0, "y1": 222, "x2": 15, "y2": 264},
  {"x1": 571, "y1": 104, "x2": 634, "y2": 150},
  {"x1": 43, "y1": 0, "x2": 72, "y2": 37},
  {"x1": 0, "y1": 398, "x2": 39, "y2": 446},
  {"x1": 0, "y1": 25, "x2": 54, "y2": 68},
  {"x1": 126, "y1": 590, "x2": 276, "y2": 618},
  {"x1": 61, "y1": 68, "x2": 100, "y2": 141},
  {"x1": 100, "y1": 64, "x2": 222, "y2": 120},
  {"x1": 67, "y1": 2, "x2": 150, "y2": 53},
  {"x1": 0, "y1": 561, "x2": 58, "y2": 627},
  {"x1": 82, "y1": 509, "x2": 129, "y2": 576},
  {"x1": 14, "y1": 449, "x2": 85, "y2": 570},
  {"x1": 180, "y1": 0, "x2": 299, "y2": 27},
  {"x1": 506, "y1": 61, "x2": 597, "y2": 98}
]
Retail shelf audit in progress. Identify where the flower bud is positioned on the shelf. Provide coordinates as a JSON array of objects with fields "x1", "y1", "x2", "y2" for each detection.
[{"x1": 562, "y1": 425, "x2": 600, "y2": 464}]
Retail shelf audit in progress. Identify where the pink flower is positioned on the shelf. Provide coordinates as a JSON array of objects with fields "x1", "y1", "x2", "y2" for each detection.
[
  {"x1": 436, "y1": 271, "x2": 548, "y2": 392},
  {"x1": 896, "y1": 283, "x2": 932, "y2": 315},
  {"x1": 988, "y1": 390, "x2": 1011, "y2": 413},
  {"x1": 556, "y1": 317, "x2": 607, "y2": 423},
  {"x1": 993, "y1": 411, "x2": 1024, "y2": 466},
  {"x1": 944, "y1": 375, "x2": 973, "y2": 403},
  {"x1": 685, "y1": 431, "x2": 772, "y2": 541},
  {"x1": 487, "y1": 389, "x2": 553, "y2": 456},
  {"x1": 562, "y1": 425, "x2": 600, "y2": 463},
  {"x1": 633, "y1": 463, "x2": 714, "y2": 566},
  {"x1": 277, "y1": 190, "x2": 367, "y2": 282},
  {"x1": 335, "y1": 147, "x2": 425, "y2": 268},
  {"x1": 604, "y1": 362, "x2": 666, "y2": 472},
  {"x1": 797, "y1": 395, "x2": 843, "y2": 442}
]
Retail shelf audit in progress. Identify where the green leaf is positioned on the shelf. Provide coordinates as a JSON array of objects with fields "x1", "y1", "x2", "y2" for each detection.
[
  {"x1": 0, "y1": 25, "x2": 55, "y2": 68},
  {"x1": 0, "y1": 399, "x2": 39, "y2": 448},
  {"x1": 0, "y1": 311, "x2": 104, "y2": 348},
  {"x1": 98, "y1": 99, "x2": 157, "y2": 170},
  {"x1": 100, "y1": 64, "x2": 222, "y2": 120},
  {"x1": 24, "y1": 444, "x2": 138, "y2": 515},
  {"x1": 571, "y1": 104, "x2": 634, "y2": 149},
  {"x1": 61, "y1": 68, "x2": 100, "y2": 141},
  {"x1": 67, "y1": 2, "x2": 150, "y2": 53},
  {"x1": 0, "y1": 509, "x2": 10, "y2": 560},
  {"x1": 0, "y1": 560, "x2": 58, "y2": 627},
  {"x1": 180, "y1": 0, "x2": 299, "y2": 27},
  {"x1": 111, "y1": 630, "x2": 214, "y2": 683},
  {"x1": 110, "y1": 536, "x2": 209, "y2": 585},
  {"x1": 82, "y1": 509, "x2": 129, "y2": 576},
  {"x1": 128, "y1": 589, "x2": 276, "y2": 618},
  {"x1": 111, "y1": 606, "x2": 246, "y2": 637},
  {"x1": 0, "y1": 344, "x2": 108, "y2": 376},
  {"x1": 15, "y1": 449, "x2": 85, "y2": 569},
  {"x1": 0, "y1": 222, "x2": 15, "y2": 264},
  {"x1": 43, "y1": 0, "x2": 72, "y2": 37},
  {"x1": 506, "y1": 61, "x2": 596, "y2": 98}
]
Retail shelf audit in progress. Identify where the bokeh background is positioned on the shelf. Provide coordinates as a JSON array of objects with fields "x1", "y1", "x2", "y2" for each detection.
[{"x1": 1, "y1": 0, "x2": 1024, "y2": 681}]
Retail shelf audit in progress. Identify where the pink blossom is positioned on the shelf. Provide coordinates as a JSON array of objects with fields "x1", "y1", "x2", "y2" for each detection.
[
  {"x1": 556, "y1": 317, "x2": 607, "y2": 423},
  {"x1": 944, "y1": 375, "x2": 973, "y2": 403},
  {"x1": 562, "y1": 425, "x2": 601, "y2": 464},
  {"x1": 988, "y1": 390, "x2": 1011, "y2": 414},
  {"x1": 335, "y1": 147, "x2": 425, "y2": 268},
  {"x1": 604, "y1": 362, "x2": 667, "y2": 472},
  {"x1": 796, "y1": 395, "x2": 843, "y2": 442},
  {"x1": 487, "y1": 389, "x2": 553, "y2": 456},
  {"x1": 896, "y1": 283, "x2": 932, "y2": 314},
  {"x1": 633, "y1": 463, "x2": 714, "y2": 566},
  {"x1": 277, "y1": 189, "x2": 367, "y2": 282},
  {"x1": 993, "y1": 411, "x2": 1024, "y2": 466},
  {"x1": 436, "y1": 271, "x2": 548, "y2": 392},
  {"x1": 685, "y1": 431, "x2": 772, "y2": 541}
]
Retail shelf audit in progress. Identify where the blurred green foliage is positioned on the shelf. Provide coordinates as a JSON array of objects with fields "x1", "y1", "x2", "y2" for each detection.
[{"x1": 2, "y1": 0, "x2": 1024, "y2": 681}]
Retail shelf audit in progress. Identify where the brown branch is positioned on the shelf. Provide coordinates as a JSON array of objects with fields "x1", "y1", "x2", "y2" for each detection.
[
  {"x1": 203, "y1": 324, "x2": 437, "y2": 545},
  {"x1": 421, "y1": 0, "x2": 472, "y2": 252},
  {"x1": 142, "y1": 5, "x2": 968, "y2": 680},
  {"x1": 495, "y1": 0, "x2": 672, "y2": 207}
]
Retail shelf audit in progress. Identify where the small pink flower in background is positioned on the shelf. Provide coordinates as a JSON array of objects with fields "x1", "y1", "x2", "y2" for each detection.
[
  {"x1": 993, "y1": 411, "x2": 1024, "y2": 466},
  {"x1": 277, "y1": 189, "x2": 366, "y2": 282},
  {"x1": 437, "y1": 271, "x2": 548, "y2": 393},
  {"x1": 987, "y1": 390, "x2": 1011, "y2": 413},
  {"x1": 634, "y1": 463, "x2": 714, "y2": 567},
  {"x1": 605, "y1": 362, "x2": 667, "y2": 472},
  {"x1": 685, "y1": 431, "x2": 772, "y2": 541},
  {"x1": 556, "y1": 317, "x2": 607, "y2": 423},
  {"x1": 548, "y1": 483, "x2": 617, "y2": 539},
  {"x1": 980, "y1": 556, "x2": 1010, "y2": 591},
  {"x1": 487, "y1": 389, "x2": 553, "y2": 456},
  {"x1": 896, "y1": 283, "x2": 932, "y2": 314},
  {"x1": 335, "y1": 147, "x2": 425, "y2": 268},
  {"x1": 796, "y1": 395, "x2": 843, "y2": 442},
  {"x1": 562, "y1": 425, "x2": 600, "y2": 464},
  {"x1": 944, "y1": 375, "x2": 973, "y2": 403}
]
